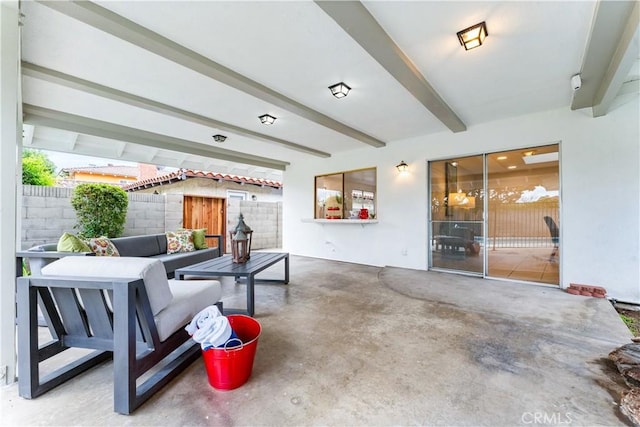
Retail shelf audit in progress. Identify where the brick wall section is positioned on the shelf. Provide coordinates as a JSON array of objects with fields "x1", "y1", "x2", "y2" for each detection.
[
  {"x1": 21, "y1": 185, "x2": 165, "y2": 249},
  {"x1": 164, "y1": 193, "x2": 184, "y2": 232},
  {"x1": 124, "y1": 193, "x2": 166, "y2": 236},
  {"x1": 22, "y1": 186, "x2": 76, "y2": 248},
  {"x1": 21, "y1": 185, "x2": 282, "y2": 251},
  {"x1": 227, "y1": 200, "x2": 283, "y2": 253}
]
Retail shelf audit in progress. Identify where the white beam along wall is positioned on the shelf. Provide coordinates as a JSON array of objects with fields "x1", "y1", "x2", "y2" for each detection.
[{"x1": 0, "y1": 0, "x2": 20, "y2": 384}]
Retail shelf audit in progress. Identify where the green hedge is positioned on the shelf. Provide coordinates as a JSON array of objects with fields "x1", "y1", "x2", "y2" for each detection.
[{"x1": 71, "y1": 183, "x2": 128, "y2": 238}]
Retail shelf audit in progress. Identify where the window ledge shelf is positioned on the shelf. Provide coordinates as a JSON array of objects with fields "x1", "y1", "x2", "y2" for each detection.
[{"x1": 301, "y1": 218, "x2": 378, "y2": 224}]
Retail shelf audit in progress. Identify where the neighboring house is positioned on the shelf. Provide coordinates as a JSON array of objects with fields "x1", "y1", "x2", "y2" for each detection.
[
  {"x1": 124, "y1": 168, "x2": 282, "y2": 202},
  {"x1": 58, "y1": 163, "x2": 158, "y2": 187},
  {"x1": 125, "y1": 168, "x2": 284, "y2": 252}
]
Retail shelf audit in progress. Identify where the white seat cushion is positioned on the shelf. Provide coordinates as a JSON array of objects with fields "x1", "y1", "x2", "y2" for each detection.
[
  {"x1": 155, "y1": 280, "x2": 222, "y2": 341},
  {"x1": 41, "y1": 256, "x2": 173, "y2": 315}
]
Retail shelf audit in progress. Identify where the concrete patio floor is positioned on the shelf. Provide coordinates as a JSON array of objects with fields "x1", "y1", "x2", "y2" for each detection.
[{"x1": 0, "y1": 255, "x2": 633, "y2": 426}]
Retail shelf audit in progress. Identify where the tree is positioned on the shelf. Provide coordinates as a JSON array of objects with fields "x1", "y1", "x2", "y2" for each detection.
[
  {"x1": 22, "y1": 149, "x2": 56, "y2": 186},
  {"x1": 71, "y1": 183, "x2": 129, "y2": 238}
]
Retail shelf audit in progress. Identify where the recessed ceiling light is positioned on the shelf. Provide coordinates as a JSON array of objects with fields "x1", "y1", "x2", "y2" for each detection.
[
  {"x1": 508, "y1": 165, "x2": 517, "y2": 169},
  {"x1": 523, "y1": 150, "x2": 536, "y2": 157},
  {"x1": 522, "y1": 152, "x2": 559, "y2": 164},
  {"x1": 451, "y1": 161, "x2": 458, "y2": 167},
  {"x1": 329, "y1": 82, "x2": 351, "y2": 98},
  {"x1": 259, "y1": 114, "x2": 276, "y2": 125},
  {"x1": 497, "y1": 156, "x2": 507, "y2": 160}
]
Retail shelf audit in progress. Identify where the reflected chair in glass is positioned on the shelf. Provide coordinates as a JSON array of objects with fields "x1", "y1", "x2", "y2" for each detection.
[{"x1": 543, "y1": 216, "x2": 559, "y2": 260}]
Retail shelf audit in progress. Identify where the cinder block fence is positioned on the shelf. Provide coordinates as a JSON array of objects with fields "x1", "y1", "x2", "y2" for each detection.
[{"x1": 21, "y1": 185, "x2": 282, "y2": 251}]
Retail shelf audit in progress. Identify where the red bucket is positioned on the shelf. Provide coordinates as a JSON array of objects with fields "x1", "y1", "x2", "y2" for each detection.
[{"x1": 202, "y1": 315, "x2": 261, "y2": 390}]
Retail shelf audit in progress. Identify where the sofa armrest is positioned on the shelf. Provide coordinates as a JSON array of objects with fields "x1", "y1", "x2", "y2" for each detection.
[
  {"x1": 17, "y1": 251, "x2": 94, "y2": 259},
  {"x1": 17, "y1": 250, "x2": 94, "y2": 277},
  {"x1": 205, "y1": 234, "x2": 223, "y2": 256}
]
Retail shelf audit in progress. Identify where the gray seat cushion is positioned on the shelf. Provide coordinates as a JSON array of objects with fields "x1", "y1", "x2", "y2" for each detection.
[
  {"x1": 42, "y1": 257, "x2": 174, "y2": 315},
  {"x1": 156, "y1": 279, "x2": 222, "y2": 341}
]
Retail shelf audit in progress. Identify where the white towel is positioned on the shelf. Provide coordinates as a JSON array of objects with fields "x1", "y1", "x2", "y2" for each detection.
[
  {"x1": 192, "y1": 316, "x2": 234, "y2": 350},
  {"x1": 185, "y1": 305, "x2": 221, "y2": 335}
]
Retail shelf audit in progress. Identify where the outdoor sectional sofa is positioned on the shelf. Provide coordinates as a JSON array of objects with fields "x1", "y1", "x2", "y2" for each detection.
[{"x1": 21, "y1": 233, "x2": 223, "y2": 277}]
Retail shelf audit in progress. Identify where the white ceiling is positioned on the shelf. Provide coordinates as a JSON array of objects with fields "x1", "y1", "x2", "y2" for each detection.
[{"x1": 19, "y1": 1, "x2": 639, "y2": 182}]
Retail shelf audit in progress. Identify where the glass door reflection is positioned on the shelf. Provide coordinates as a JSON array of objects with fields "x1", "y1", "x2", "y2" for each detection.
[
  {"x1": 428, "y1": 144, "x2": 560, "y2": 286},
  {"x1": 486, "y1": 146, "x2": 559, "y2": 284},
  {"x1": 430, "y1": 156, "x2": 484, "y2": 274}
]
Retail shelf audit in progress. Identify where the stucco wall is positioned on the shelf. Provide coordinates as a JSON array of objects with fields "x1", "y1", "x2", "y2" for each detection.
[{"x1": 283, "y1": 102, "x2": 640, "y2": 303}]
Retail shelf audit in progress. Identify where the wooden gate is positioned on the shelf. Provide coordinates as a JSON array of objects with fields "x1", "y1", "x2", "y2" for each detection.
[{"x1": 183, "y1": 196, "x2": 226, "y2": 253}]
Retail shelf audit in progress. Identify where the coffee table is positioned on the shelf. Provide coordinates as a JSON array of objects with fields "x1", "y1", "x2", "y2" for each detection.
[{"x1": 175, "y1": 252, "x2": 289, "y2": 316}]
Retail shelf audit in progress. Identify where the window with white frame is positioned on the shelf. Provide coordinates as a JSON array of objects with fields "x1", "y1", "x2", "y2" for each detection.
[{"x1": 227, "y1": 190, "x2": 248, "y2": 200}]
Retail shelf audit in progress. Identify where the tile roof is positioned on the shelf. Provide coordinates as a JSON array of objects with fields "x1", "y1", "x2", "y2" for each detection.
[{"x1": 123, "y1": 168, "x2": 283, "y2": 191}]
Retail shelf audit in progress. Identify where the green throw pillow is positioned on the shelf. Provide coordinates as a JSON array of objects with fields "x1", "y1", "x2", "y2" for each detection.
[
  {"x1": 57, "y1": 232, "x2": 91, "y2": 252},
  {"x1": 179, "y1": 228, "x2": 208, "y2": 250},
  {"x1": 192, "y1": 228, "x2": 208, "y2": 250}
]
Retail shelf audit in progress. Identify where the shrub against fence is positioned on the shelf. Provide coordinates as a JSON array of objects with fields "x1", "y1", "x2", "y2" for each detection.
[{"x1": 71, "y1": 183, "x2": 128, "y2": 238}]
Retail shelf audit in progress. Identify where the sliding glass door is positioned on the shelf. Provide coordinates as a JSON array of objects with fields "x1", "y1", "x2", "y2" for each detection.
[
  {"x1": 486, "y1": 145, "x2": 559, "y2": 284},
  {"x1": 429, "y1": 144, "x2": 560, "y2": 285},
  {"x1": 430, "y1": 155, "x2": 484, "y2": 275}
]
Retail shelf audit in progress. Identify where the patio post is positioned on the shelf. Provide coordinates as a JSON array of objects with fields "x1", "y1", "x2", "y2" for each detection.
[{"x1": 0, "y1": 0, "x2": 21, "y2": 385}]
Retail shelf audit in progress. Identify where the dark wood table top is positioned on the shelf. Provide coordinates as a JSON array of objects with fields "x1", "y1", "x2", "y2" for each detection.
[{"x1": 176, "y1": 252, "x2": 289, "y2": 278}]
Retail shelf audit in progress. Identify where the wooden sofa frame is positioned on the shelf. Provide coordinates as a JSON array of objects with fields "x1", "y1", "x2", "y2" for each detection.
[{"x1": 17, "y1": 274, "x2": 215, "y2": 414}]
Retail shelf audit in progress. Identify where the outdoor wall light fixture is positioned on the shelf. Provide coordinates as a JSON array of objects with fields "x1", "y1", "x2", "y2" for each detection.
[
  {"x1": 212, "y1": 134, "x2": 227, "y2": 142},
  {"x1": 457, "y1": 21, "x2": 488, "y2": 50},
  {"x1": 396, "y1": 160, "x2": 409, "y2": 174},
  {"x1": 329, "y1": 82, "x2": 351, "y2": 98},
  {"x1": 259, "y1": 114, "x2": 276, "y2": 125}
]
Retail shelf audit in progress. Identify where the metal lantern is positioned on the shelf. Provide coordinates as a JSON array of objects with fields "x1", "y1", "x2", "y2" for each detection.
[{"x1": 229, "y1": 213, "x2": 253, "y2": 263}]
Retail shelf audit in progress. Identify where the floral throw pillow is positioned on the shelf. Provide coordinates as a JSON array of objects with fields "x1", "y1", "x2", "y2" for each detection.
[
  {"x1": 166, "y1": 230, "x2": 195, "y2": 254},
  {"x1": 86, "y1": 236, "x2": 120, "y2": 256}
]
